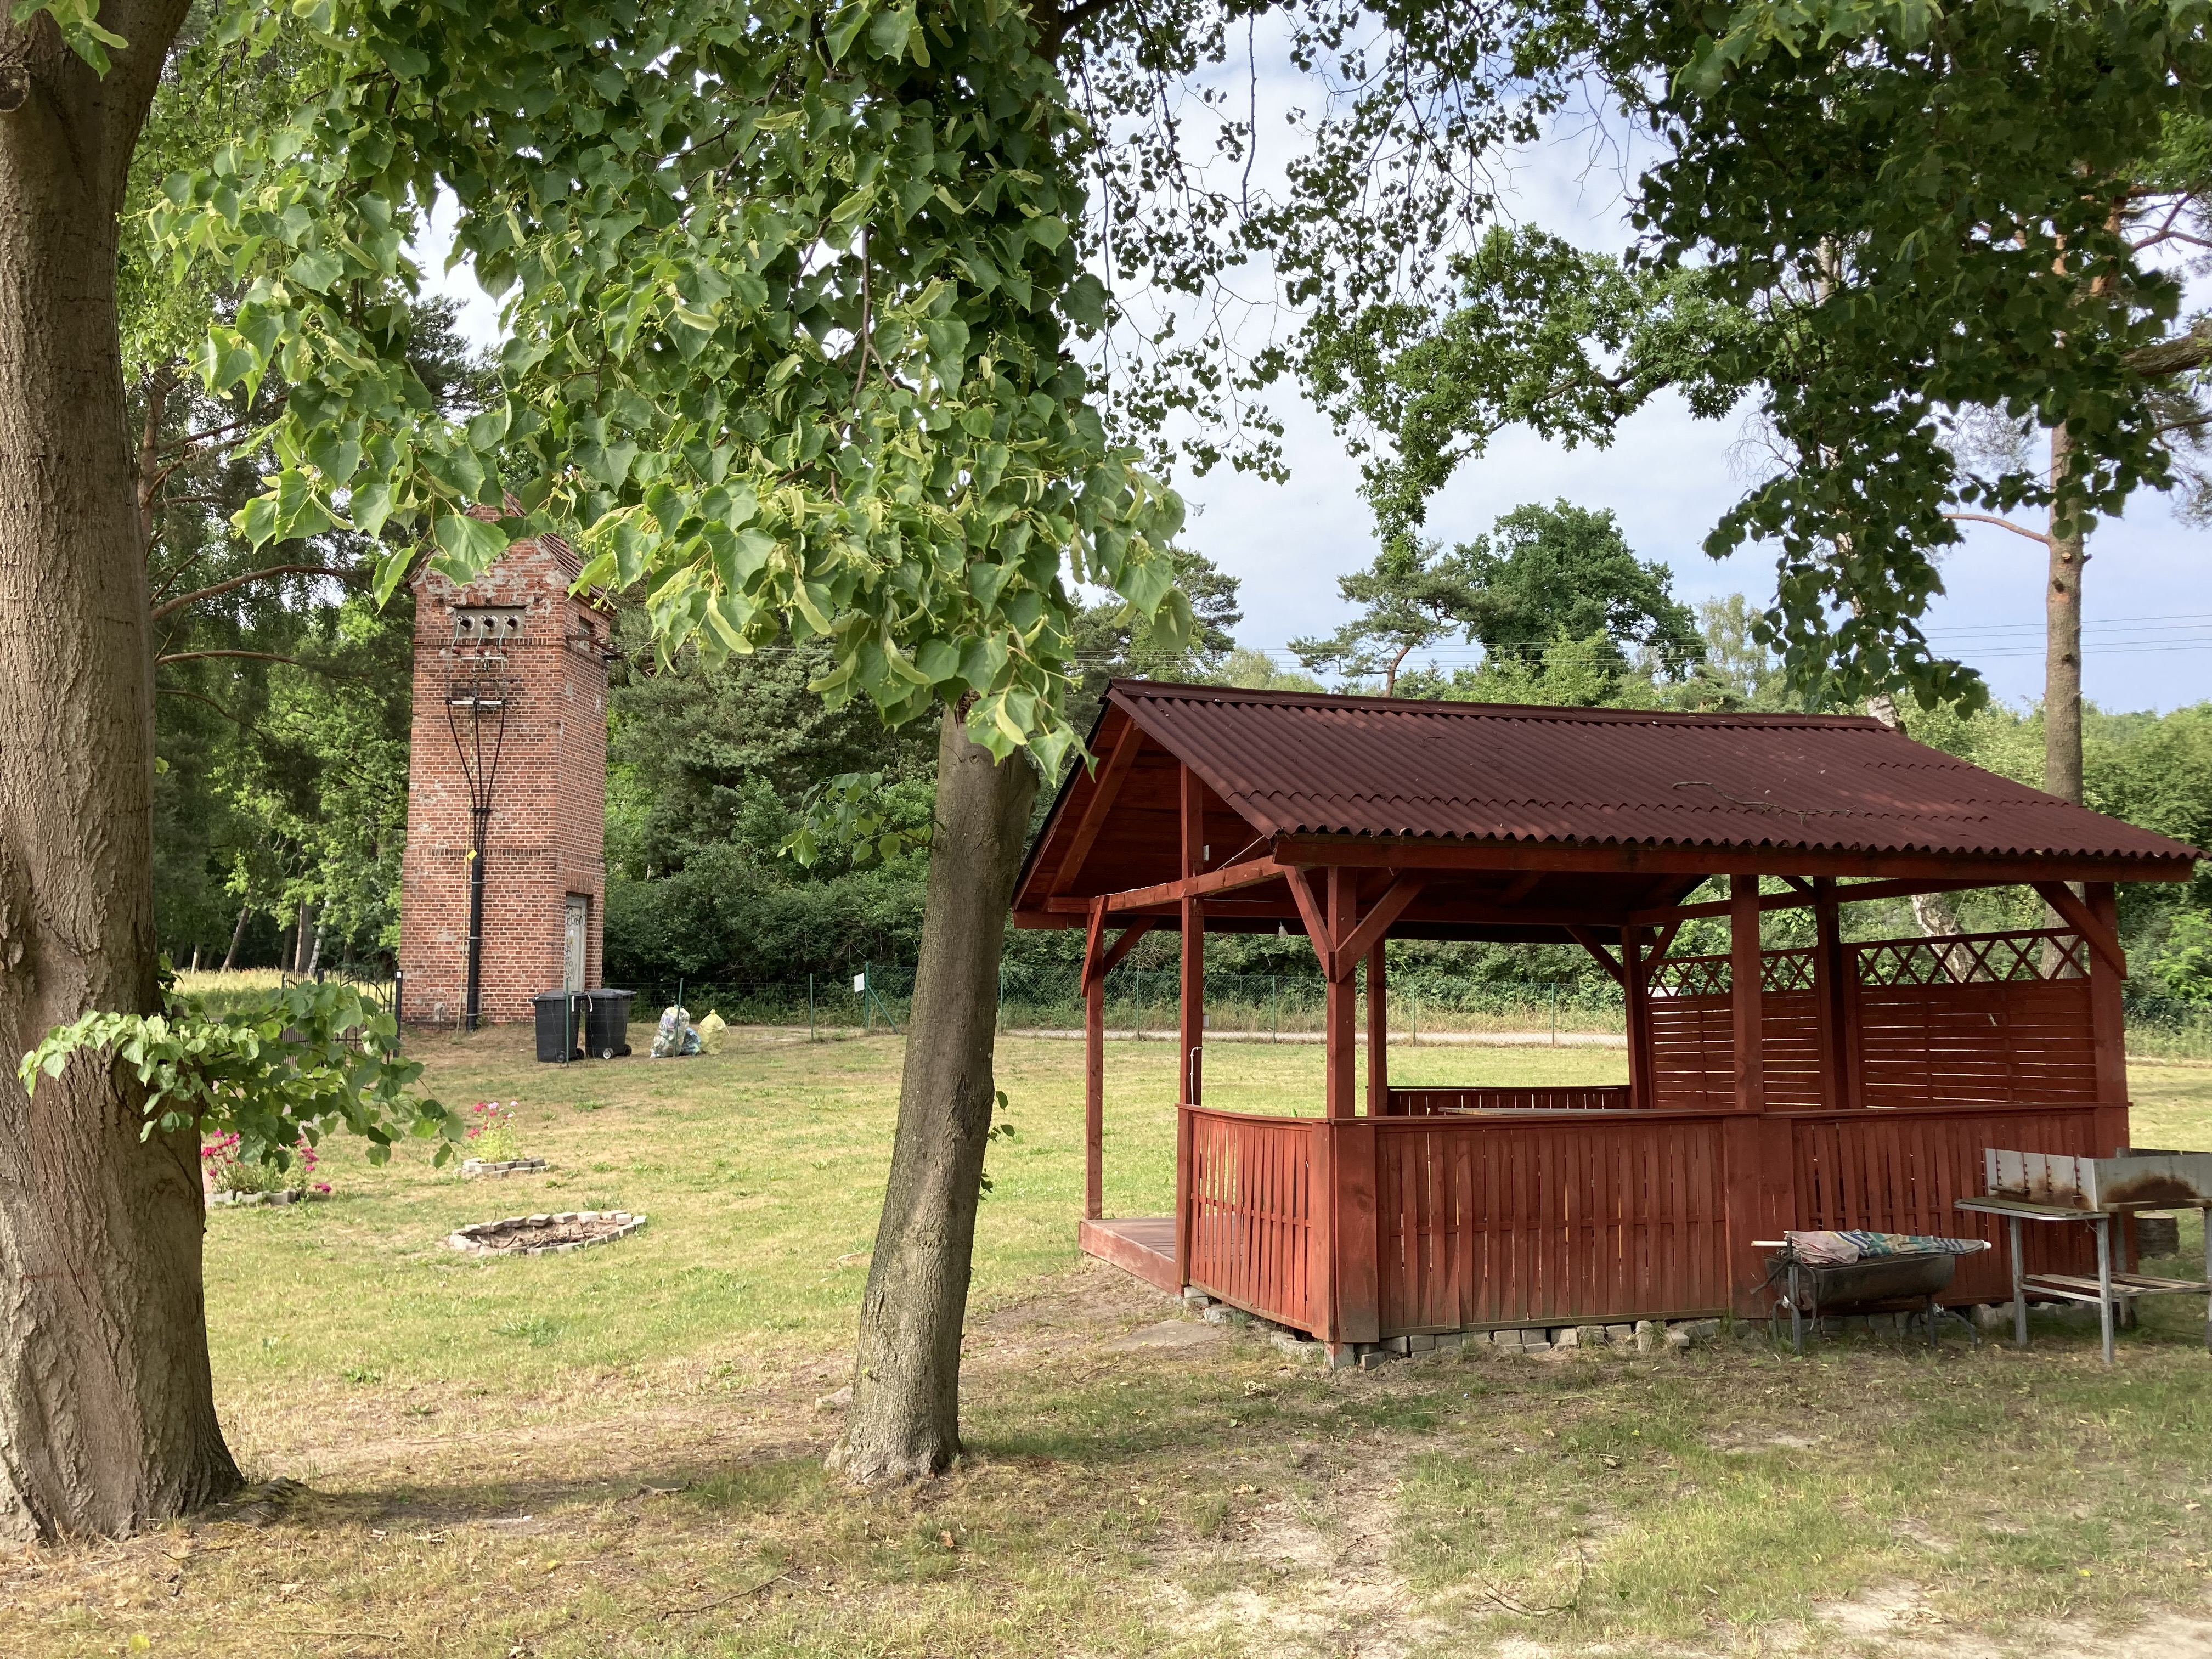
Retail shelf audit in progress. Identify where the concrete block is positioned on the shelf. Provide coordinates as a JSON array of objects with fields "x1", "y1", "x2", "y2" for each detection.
[
  {"x1": 1384, "y1": 1334, "x2": 1413, "y2": 1355},
  {"x1": 1605, "y1": 1323, "x2": 1635, "y2": 1346},
  {"x1": 1551, "y1": 1327, "x2": 1581, "y2": 1349},
  {"x1": 1676, "y1": 1318, "x2": 1722, "y2": 1341},
  {"x1": 1434, "y1": 1332, "x2": 1465, "y2": 1351},
  {"x1": 1359, "y1": 1347, "x2": 1397, "y2": 1370},
  {"x1": 1633, "y1": 1319, "x2": 1662, "y2": 1353},
  {"x1": 1575, "y1": 1325, "x2": 1610, "y2": 1347},
  {"x1": 1663, "y1": 1328, "x2": 1693, "y2": 1352}
]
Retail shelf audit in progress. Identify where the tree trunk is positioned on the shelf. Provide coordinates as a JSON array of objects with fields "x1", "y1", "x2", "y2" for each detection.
[
  {"x1": 2044, "y1": 422, "x2": 2085, "y2": 806},
  {"x1": 292, "y1": 899, "x2": 313, "y2": 974},
  {"x1": 0, "y1": 3, "x2": 238, "y2": 1539},
  {"x1": 829, "y1": 706, "x2": 1039, "y2": 1483},
  {"x1": 219, "y1": 899, "x2": 251, "y2": 973}
]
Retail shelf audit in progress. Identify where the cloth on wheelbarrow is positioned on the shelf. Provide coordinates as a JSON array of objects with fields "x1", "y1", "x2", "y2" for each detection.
[{"x1": 1784, "y1": 1230, "x2": 1992, "y2": 1267}]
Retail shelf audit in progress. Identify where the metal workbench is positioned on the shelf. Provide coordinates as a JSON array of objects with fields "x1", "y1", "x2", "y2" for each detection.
[{"x1": 1953, "y1": 1194, "x2": 2212, "y2": 1365}]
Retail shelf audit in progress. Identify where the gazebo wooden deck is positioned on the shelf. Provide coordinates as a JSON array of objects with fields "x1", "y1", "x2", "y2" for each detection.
[{"x1": 1011, "y1": 683, "x2": 2200, "y2": 1360}]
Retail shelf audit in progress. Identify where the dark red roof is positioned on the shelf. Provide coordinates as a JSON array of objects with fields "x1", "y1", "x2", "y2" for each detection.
[{"x1": 1105, "y1": 682, "x2": 2194, "y2": 862}]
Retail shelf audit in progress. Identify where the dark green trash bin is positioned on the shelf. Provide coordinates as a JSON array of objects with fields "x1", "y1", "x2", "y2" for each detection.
[
  {"x1": 580, "y1": 988, "x2": 634, "y2": 1059},
  {"x1": 533, "y1": 991, "x2": 583, "y2": 1063}
]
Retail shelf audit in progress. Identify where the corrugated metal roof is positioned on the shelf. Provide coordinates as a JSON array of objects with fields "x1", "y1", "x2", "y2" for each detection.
[{"x1": 1109, "y1": 682, "x2": 2199, "y2": 865}]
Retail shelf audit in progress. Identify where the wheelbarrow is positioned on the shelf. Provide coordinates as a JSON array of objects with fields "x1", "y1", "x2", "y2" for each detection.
[{"x1": 1765, "y1": 1237, "x2": 1990, "y2": 1354}]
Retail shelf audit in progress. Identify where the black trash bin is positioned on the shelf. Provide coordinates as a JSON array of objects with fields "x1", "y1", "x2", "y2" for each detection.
[
  {"x1": 532, "y1": 991, "x2": 584, "y2": 1063},
  {"x1": 580, "y1": 988, "x2": 634, "y2": 1059}
]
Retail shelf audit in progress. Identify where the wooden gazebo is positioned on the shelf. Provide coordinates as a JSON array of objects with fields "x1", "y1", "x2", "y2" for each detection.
[{"x1": 1012, "y1": 683, "x2": 2200, "y2": 1359}]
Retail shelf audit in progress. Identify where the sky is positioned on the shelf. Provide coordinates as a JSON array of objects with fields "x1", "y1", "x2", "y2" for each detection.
[{"x1": 418, "y1": 43, "x2": 2212, "y2": 716}]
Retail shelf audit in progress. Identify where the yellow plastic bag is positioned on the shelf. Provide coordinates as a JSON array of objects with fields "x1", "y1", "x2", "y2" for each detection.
[{"x1": 695, "y1": 1009, "x2": 727, "y2": 1053}]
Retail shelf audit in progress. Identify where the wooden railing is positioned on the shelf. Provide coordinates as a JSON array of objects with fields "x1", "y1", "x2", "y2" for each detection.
[
  {"x1": 1181, "y1": 1097, "x2": 2111, "y2": 1339},
  {"x1": 1371, "y1": 1110, "x2": 1735, "y2": 1331},
  {"x1": 1386, "y1": 1085, "x2": 1635, "y2": 1114},
  {"x1": 1183, "y1": 1107, "x2": 1317, "y2": 1330}
]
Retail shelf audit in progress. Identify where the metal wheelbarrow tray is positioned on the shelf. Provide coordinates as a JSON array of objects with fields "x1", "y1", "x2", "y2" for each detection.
[{"x1": 1768, "y1": 1248, "x2": 1976, "y2": 1353}]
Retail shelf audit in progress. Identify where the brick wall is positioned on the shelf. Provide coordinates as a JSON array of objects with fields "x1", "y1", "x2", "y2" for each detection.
[{"x1": 397, "y1": 538, "x2": 612, "y2": 1025}]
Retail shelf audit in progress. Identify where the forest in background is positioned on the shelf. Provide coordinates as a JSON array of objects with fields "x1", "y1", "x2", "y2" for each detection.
[{"x1": 149, "y1": 489, "x2": 2212, "y2": 1015}]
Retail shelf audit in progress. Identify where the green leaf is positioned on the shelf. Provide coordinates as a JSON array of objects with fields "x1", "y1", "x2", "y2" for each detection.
[
  {"x1": 288, "y1": 247, "x2": 345, "y2": 291},
  {"x1": 431, "y1": 512, "x2": 512, "y2": 582}
]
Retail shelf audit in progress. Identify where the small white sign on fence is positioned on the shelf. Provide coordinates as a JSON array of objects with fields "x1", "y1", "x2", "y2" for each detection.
[{"x1": 853, "y1": 973, "x2": 867, "y2": 993}]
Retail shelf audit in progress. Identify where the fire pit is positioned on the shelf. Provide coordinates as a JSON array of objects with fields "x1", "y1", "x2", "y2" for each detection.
[{"x1": 447, "y1": 1210, "x2": 646, "y2": 1256}]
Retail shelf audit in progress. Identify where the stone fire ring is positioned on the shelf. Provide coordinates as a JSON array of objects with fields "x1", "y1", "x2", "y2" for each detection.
[{"x1": 447, "y1": 1211, "x2": 646, "y2": 1256}]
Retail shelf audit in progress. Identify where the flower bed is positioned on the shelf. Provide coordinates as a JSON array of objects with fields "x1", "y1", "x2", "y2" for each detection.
[
  {"x1": 207, "y1": 1187, "x2": 329, "y2": 1208},
  {"x1": 201, "y1": 1130, "x2": 331, "y2": 1207},
  {"x1": 461, "y1": 1156, "x2": 550, "y2": 1178},
  {"x1": 446, "y1": 1211, "x2": 646, "y2": 1256}
]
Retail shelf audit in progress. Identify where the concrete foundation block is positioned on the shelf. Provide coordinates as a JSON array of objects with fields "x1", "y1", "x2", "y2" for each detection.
[
  {"x1": 1406, "y1": 1333, "x2": 1436, "y2": 1353},
  {"x1": 1551, "y1": 1327, "x2": 1581, "y2": 1349},
  {"x1": 1633, "y1": 1319, "x2": 1662, "y2": 1353}
]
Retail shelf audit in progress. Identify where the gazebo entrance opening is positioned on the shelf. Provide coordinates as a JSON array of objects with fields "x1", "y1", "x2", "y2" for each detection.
[{"x1": 1012, "y1": 684, "x2": 2198, "y2": 1362}]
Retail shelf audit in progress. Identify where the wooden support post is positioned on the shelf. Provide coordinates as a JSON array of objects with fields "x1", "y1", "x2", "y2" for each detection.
[
  {"x1": 2086, "y1": 881, "x2": 2130, "y2": 1155},
  {"x1": 1179, "y1": 764, "x2": 1205, "y2": 1108},
  {"x1": 1365, "y1": 943, "x2": 1389, "y2": 1115},
  {"x1": 1813, "y1": 878, "x2": 1850, "y2": 1112},
  {"x1": 1333, "y1": 1118, "x2": 1381, "y2": 1344},
  {"x1": 1730, "y1": 873, "x2": 1764, "y2": 1114},
  {"x1": 1624, "y1": 926, "x2": 1654, "y2": 1111},
  {"x1": 1723, "y1": 872, "x2": 1791, "y2": 1312},
  {"x1": 1324, "y1": 867, "x2": 1359, "y2": 1121},
  {"x1": 1084, "y1": 897, "x2": 1106, "y2": 1222}
]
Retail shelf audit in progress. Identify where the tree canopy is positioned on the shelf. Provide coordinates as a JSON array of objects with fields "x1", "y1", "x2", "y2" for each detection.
[
  {"x1": 1311, "y1": 0, "x2": 2212, "y2": 712},
  {"x1": 1293, "y1": 500, "x2": 1701, "y2": 694}
]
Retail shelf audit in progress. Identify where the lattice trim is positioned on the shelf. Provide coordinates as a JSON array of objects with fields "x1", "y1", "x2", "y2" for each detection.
[
  {"x1": 1762, "y1": 949, "x2": 1817, "y2": 992},
  {"x1": 1853, "y1": 929, "x2": 2087, "y2": 987},
  {"x1": 1649, "y1": 953, "x2": 1729, "y2": 996}
]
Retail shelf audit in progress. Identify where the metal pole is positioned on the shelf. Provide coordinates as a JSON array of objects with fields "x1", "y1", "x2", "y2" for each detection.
[
  {"x1": 463, "y1": 809, "x2": 488, "y2": 1031},
  {"x1": 2097, "y1": 1213, "x2": 2116, "y2": 1366},
  {"x1": 809, "y1": 972, "x2": 816, "y2": 1042},
  {"x1": 1549, "y1": 981, "x2": 1558, "y2": 1047}
]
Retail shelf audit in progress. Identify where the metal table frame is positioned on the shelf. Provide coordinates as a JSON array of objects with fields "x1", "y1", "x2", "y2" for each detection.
[{"x1": 1954, "y1": 1197, "x2": 2212, "y2": 1365}]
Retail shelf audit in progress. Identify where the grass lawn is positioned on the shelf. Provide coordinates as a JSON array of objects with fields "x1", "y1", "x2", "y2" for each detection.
[{"x1": 10, "y1": 1029, "x2": 2212, "y2": 1657}]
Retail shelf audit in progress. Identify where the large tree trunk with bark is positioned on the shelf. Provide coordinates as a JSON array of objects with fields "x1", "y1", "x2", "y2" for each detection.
[
  {"x1": 2044, "y1": 423, "x2": 2085, "y2": 807},
  {"x1": 0, "y1": 4, "x2": 239, "y2": 1539},
  {"x1": 830, "y1": 706, "x2": 1038, "y2": 1483}
]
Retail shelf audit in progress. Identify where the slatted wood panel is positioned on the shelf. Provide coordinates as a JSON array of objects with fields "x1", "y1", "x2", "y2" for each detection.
[
  {"x1": 1183, "y1": 1108, "x2": 1315, "y2": 1329},
  {"x1": 1759, "y1": 990, "x2": 1824, "y2": 1108},
  {"x1": 1854, "y1": 978, "x2": 2097, "y2": 1108},
  {"x1": 1787, "y1": 1103, "x2": 2103, "y2": 1300},
  {"x1": 1373, "y1": 1114, "x2": 1733, "y2": 1332},
  {"x1": 1650, "y1": 994, "x2": 1734, "y2": 1109},
  {"x1": 1387, "y1": 1086, "x2": 1636, "y2": 1114}
]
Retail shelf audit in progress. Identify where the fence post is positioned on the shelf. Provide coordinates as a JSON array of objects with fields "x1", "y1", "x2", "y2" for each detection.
[
  {"x1": 862, "y1": 962, "x2": 871, "y2": 1035},
  {"x1": 808, "y1": 973, "x2": 816, "y2": 1043},
  {"x1": 1271, "y1": 975, "x2": 1278, "y2": 1043},
  {"x1": 1549, "y1": 981, "x2": 1558, "y2": 1047}
]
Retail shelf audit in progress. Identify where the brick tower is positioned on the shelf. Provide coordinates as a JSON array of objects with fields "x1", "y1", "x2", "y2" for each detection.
[{"x1": 398, "y1": 534, "x2": 613, "y2": 1027}]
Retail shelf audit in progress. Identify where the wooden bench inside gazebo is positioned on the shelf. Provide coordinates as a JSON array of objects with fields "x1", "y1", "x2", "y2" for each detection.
[{"x1": 1011, "y1": 682, "x2": 2200, "y2": 1362}]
